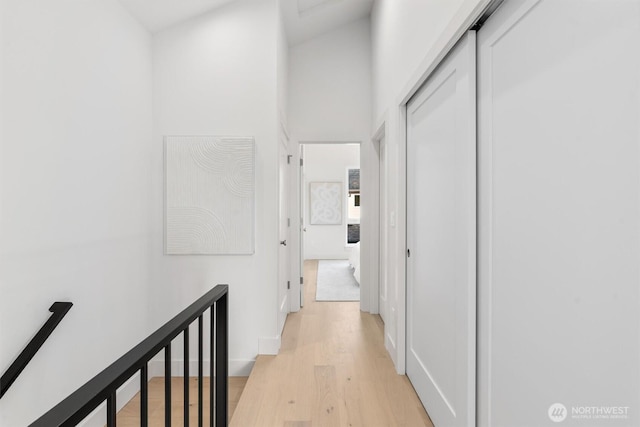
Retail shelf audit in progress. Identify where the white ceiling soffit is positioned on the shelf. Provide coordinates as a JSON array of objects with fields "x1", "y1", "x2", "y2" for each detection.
[
  {"x1": 118, "y1": 0, "x2": 237, "y2": 33},
  {"x1": 283, "y1": 0, "x2": 374, "y2": 46},
  {"x1": 297, "y1": 0, "x2": 342, "y2": 15}
]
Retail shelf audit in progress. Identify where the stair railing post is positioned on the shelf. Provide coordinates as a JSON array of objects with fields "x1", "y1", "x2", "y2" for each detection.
[{"x1": 215, "y1": 291, "x2": 228, "y2": 426}]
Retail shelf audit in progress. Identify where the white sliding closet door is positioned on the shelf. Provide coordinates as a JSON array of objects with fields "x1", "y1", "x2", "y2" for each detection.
[
  {"x1": 478, "y1": 1, "x2": 640, "y2": 426},
  {"x1": 407, "y1": 32, "x2": 476, "y2": 427}
]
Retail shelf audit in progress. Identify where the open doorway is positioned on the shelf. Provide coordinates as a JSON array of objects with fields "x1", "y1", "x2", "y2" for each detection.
[{"x1": 299, "y1": 143, "x2": 361, "y2": 304}]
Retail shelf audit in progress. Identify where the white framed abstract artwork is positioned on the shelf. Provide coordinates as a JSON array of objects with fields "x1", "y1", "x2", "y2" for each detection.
[
  {"x1": 310, "y1": 182, "x2": 342, "y2": 225},
  {"x1": 164, "y1": 136, "x2": 255, "y2": 255}
]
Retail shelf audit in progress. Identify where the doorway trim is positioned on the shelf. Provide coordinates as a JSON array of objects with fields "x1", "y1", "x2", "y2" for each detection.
[
  {"x1": 373, "y1": 119, "x2": 394, "y2": 351},
  {"x1": 292, "y1": 140, "x2": 373, "y2": 312}
]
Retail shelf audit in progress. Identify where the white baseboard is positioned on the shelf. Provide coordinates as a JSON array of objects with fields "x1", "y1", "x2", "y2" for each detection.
[
  {"x1": 230, "y1": 359, "x2": 255, "y2": 376},
  {"x1": 385, "y1": 331, "x2": 397, "y2": 367},
  {"x1": 258, "y1": 335, "x2": 281, "y2": 355}
]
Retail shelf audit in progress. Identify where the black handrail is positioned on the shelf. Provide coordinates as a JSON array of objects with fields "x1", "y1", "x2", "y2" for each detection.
[
  {"x1": 29, "y1": 285, "x2": 229, "y2": 427},
  {"x1": 1, "y1": 302, "x2": 73, "y2": 399}
]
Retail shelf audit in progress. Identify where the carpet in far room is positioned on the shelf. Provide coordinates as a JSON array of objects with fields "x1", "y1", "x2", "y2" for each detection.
[{"x1": 315, "y1": 259, "x2": 360, "y2": 302}]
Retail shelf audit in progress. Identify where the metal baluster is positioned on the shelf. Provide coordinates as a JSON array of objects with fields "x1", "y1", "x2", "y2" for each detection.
[
  {"x1": 184, "y1": 327, "x2": 190, "y2": 427},
  {"x1": 165, "y1": 343, "x2": 171, "y2": 427},
  {"x1": 210, "y1": 306, "x2": 214, "y2": 427},
  {"x1": 141, "y1": 363, "x2": 148, "y2": 427},
  {"x1": 198, "y1": 315, "x2": 204, "y2": 427},
  {"x1": 215, "y1": 294, "x2": 228, "y2": 426},
  {"x1": 107, "y1": 392, "x2": 116, "y2": 427}
]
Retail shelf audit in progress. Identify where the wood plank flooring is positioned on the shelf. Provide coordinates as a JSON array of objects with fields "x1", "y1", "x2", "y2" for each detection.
[
  {"x1": 230, "y1": 260, "x2": 432, "y2": 427},
  {"x1": 114, "y1": 260, "x2": 432, "y2": 426},
  {"x1": 111, "y1": 376, "x2": 247, "y2": 426}
]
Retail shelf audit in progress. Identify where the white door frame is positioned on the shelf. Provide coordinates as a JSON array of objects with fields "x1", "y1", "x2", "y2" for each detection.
[
  {"x1": 279, "y1": 121, "x2": 294, "y2": 319},
  {"x1": 278, "y1": 126, "x2": 291, "y2": 333},
  {"x1": 373, "y1": 124, "x2": 386, "y2": 324},
  {"x1": 364, "y1": 135, "x2": 380, "y2": 315},
  {"x1": 290, "y1": 140, "x2": 377, "y2": 313}
]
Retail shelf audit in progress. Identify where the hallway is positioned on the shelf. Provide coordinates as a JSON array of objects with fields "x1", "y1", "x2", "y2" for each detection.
[{"x1": 230, "y1": 260, "x2": 432, "y2": 426}]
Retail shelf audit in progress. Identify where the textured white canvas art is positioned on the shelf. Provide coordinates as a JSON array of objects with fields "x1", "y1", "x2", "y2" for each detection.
[
  {"x1": 310, "y1": 182, "x2": 342, "y2": 225},
  {"x1": 165, "y1": 136, "x2": 255, "y2": 254}
]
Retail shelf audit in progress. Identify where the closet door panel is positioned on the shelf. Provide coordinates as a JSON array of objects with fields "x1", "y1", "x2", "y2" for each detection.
[
  {"x1": 478, "y1": 1, "x2": 640, "y2": 426},
  {"x1": 407, "y1": 32, "x2": 476, "y2": 427}
]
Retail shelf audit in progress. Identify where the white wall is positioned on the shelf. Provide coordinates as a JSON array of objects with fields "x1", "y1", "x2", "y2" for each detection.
[
  {"x1": 371, "y1": 0, "x2": 483, "y2": 369},
  {"x1": 277, "y1": 1, "x2": 289, "y2": 131},
  {"x1": 151, "y1": 0, "x2": 280, "y2": 374},
  {"x1": 303, "y1": 144, "x2": 360, "y2": 260},
  {"x1": 0, "y1": 0, "x2": 153, "y2": 424},
  {"x1": 288, "y1": 17, "x2": 371, "y2": 142},
  {"x1": 372, "y1": 0, "x2": 472, "y2": 122},
  {"x1": 288, "y1": 17, "x2": 372, "y2": 308}
]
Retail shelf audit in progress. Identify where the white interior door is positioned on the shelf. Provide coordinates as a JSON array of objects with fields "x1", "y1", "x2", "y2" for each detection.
[
  {"x1": 278, "y1": 135, "x2": 290, "y2": 334},
  {"x1": 406, "y1": 31, "x2": 476, "y2": 427},
  {"x1": 477, "y1": 1, "x2": 640, "y2": 426},
  {"x1": 379, "y1": 136, "x2": 387, "y2": 323}
]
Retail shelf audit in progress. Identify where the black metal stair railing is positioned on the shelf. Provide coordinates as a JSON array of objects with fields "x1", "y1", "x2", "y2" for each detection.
[
  {"x1": 29, "y1": 285, "x2": 229, "y2": 427},
  {"x1": 1, "y1": 302, "x2": 74, "y2": 399}
]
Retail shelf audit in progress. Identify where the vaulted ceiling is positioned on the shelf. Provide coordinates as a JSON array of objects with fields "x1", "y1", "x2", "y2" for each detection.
[
  {"x1": 118, "y1": 0, "x2": 236, "y2": 33},
  {"x1": 282, "y1": 0, "x2": 374, "y2": 45},
  {"x1": 117, "y1": 0, "x2": 373, "y2": 45}
]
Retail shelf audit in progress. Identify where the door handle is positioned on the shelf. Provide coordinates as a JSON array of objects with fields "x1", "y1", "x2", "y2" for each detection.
[{"x1": 280, "y1": 240, "x2": 287, "y2": 246}]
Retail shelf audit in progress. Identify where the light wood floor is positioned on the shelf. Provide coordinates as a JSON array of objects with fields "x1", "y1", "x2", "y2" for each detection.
[
  {"x1": 230, "y1": 260, "x2": 432, "y2": 427},
  {"x1": 115, "y1": 260, "x2": 431, "y2": 426},
  {"x1": 111, "y1": 376, "x2": 247, "y2": 426}
]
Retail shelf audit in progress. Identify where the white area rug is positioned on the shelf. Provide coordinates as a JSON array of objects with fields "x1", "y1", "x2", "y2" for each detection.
[{"x1": 316, "y1": 260, "x2": 360, "y2": 302}]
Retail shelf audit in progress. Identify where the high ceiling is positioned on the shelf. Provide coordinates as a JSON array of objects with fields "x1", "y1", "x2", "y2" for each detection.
[
  {"x1": 118, "y1": 0, "x2": 237, "y2": 33},
  {"x1": 282, "y1": 0, "x2": 374, "y2": 46},
  {"x1": 118, "y1": 0, "x2": 373, "y2": 44}
]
